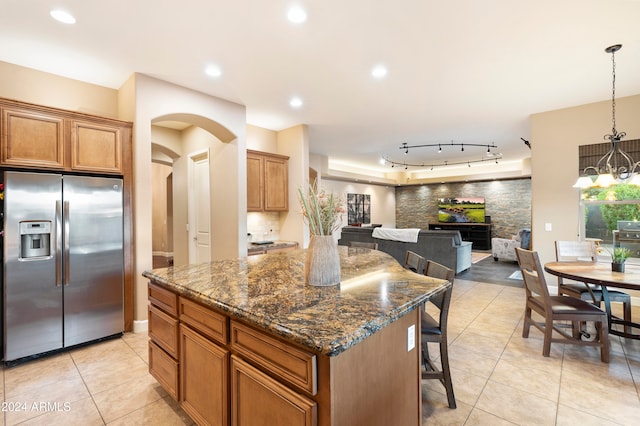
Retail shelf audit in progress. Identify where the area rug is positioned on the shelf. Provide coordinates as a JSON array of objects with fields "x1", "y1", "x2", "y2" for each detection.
[
  {"x1": 471, "y1": 252, "x2": 492, "y2": 264},
  {"x1": 458, "y1": 256, "x2": 523, "y2": 287},
  {"x1": 508, "y1": 270, "x2": 523, "y2": 280}
]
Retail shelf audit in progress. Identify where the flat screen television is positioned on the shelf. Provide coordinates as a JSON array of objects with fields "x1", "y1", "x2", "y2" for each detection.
[{"x1": 438, "y1": 197, "x2": 485, "y2": 223}]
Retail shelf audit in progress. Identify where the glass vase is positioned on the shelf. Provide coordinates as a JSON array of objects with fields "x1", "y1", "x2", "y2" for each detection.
[{"x1": 305, "y1": 235, "x2": 341, "y2": 286}]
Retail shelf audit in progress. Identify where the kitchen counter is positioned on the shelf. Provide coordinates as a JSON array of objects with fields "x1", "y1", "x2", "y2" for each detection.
[
  {"x1": 143, "y1": 246, "x2": 450, "y2": 425},
  {"x1": 143, "y1": 246, "x2": 448, "y2": 356},
  {"x1": 247, "y1": 240, "x2": 298, "y2": 255}
]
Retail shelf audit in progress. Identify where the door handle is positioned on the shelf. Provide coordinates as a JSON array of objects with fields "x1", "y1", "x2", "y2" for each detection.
[
  {"x1": 63, "y1": 200, "x2": 70, "y2": 286},
  {"x1": 55, "y1": 200, "x2": 63, "y2": 287}
]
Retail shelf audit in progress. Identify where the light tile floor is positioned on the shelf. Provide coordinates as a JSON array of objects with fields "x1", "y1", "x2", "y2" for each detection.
[
  {"x1": 1, "y1": 278, "x2": 638, "y2": 425},
  {"x1": 422, "y1": 278, "x2": 640, "y2": 426}
]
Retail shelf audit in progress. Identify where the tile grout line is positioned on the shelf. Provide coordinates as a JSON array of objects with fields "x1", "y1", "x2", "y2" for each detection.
[
  {"x1": 451, "y1": 282, "x2": 519, "y2": 425},
  {"x1": 68, "y1": 351, "x2": 108, "y2": 425}
]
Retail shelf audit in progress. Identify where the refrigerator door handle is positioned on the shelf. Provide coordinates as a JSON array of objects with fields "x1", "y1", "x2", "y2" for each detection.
[
  {"x1": 63, "y1": 200, "x2": 70, "y2": 286},
  {"x1": 55, "y1": 200, "x2": 63, "y2": 287}
]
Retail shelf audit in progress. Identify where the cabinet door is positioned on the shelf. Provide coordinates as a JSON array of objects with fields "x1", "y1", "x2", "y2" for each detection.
[
  {"x1": 231, "y1": 356, "x2": 316, "y2": 426},
  {"x1": 70, "y1": 119, "x2": 123, "y2": 173},
  {"x1": 149, "y1": 341, "x2": 180, "y2": 401},
  {"x1": 247, "y1": 153, "x2": 264, "y2": 211},
  {"x1": 1, "y1": 107, "x2": 65, "y2": 168},
  {"x1": 148, "y1": 305, "x2": 179, "y2": 358},
  {"x1": 264, "y1": 156, "x2": 288, "y2": 211},
  {"x1": 180, "y1": 324, "x2": 229, "y2": 426}
]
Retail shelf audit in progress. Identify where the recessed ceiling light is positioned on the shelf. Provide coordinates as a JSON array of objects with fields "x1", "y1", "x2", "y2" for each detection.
[
  {"x1": 205, "y1": 64, "x2": 222, "y2": 78},
  {"x1": 289, "y1": 97, "x2": 303, "y2": 108},
  {"x1": 287, "y1": 6, "x2": 307, "y2": 23},
  {"x1": 50, "y1": 9, "x2": 76, "y2": 24},
  {"x1": 371, "y1": 64, "x2": 388, "y2": 79}
]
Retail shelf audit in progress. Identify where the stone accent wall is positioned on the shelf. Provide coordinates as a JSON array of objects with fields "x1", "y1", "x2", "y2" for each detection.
[{"x1": 395, "y1": 178, "x2": 531, "y2": 240}]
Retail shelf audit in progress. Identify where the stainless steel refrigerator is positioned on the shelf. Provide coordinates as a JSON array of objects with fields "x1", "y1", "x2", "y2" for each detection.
[{"x1": 2, "y1": 171, "x2": 124, "y2": 362}]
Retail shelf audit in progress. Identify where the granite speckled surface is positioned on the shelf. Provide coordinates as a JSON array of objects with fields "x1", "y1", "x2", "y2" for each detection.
[
  {"x1": 143, "y1": 246, "x2": 450, "y2": 356},
  {"x1": 247, "y1": 240, "x2": 298, "y2": 254}
]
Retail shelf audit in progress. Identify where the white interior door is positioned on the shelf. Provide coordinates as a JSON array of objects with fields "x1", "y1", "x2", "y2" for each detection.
[{"x1": 188, "y1": 150, "x2": 211, "y2": 264}]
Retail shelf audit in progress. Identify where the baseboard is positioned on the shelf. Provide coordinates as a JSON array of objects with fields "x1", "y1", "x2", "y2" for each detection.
[
  {"x1": 152, "y1": 251, "x2": 173, "y2": 258},
  {"x1": 133, "y1": 319, "x2": 148, "y2": 333}
]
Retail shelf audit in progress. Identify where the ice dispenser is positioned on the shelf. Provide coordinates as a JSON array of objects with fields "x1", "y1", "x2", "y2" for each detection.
[{"x1": 19, "y1": 221, "x2": 52, "y2": 259}]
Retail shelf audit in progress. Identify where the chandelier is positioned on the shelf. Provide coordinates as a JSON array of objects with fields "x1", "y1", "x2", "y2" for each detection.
[{"x1": 574, "y1": 44, "x2": 639, "y2": 188}]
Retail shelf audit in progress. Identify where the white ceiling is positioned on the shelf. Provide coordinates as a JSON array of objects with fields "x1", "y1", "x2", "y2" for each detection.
[{"x1": 2, "y1": 0, "x2": 640, "y2": 177}]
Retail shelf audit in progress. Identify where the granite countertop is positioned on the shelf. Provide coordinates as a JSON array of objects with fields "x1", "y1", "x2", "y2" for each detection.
[
  {"x1": 142, "y1": 246, "x2": 450, "y2": 356},
  {"x1": 247, "y1": 240, "x2": 297, "y2": 254}
]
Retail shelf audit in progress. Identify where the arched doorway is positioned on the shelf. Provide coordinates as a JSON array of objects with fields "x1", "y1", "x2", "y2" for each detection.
[{"x1": 151, "y1": 115, "x2": 239, "y2": 266}]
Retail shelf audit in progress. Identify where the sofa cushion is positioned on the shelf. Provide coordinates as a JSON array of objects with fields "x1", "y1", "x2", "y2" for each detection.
[
  {"x1": 518, "y1": 229, "x2": 531, "y2": 250},
  {"x1": 338, "y1": 227, "x2": 471, "y2": 274}
]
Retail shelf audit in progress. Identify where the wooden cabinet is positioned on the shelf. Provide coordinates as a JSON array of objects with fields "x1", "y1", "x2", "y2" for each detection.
[
  {"x1": 147, "y1": 280, "x2": 423, "y2": 425},
  {"x1": 180, "y1": 324, "x2": 229, "y2": 426},
  {"x1": 247, "y1": 150, "x2": 289, "y2": 212},
  {"x1": 230, "y1": 320, "x2": 316, "y2": 395},
  {"x1": 148, "y1": 283, "x2": 317, "y2": 425},
  {"x1": 247, "y1": 152, "x2": 264, "y2": 211},
  {"x1": 149, "y1": 341, "x2": 180, "y2": 401},
  {"x1": 148, "y1": 283, "x2": 180, "y2": 400},
  {"x1": 179, "y1": 296, "x2": 230, "y2": 425},
  {"x1": 264, "y1": 155, "x2": 288, "y2": 211},
  {"x1": 1, "y1": 98, "x2": 134, "y2": 333},
  {"x1": 70, "y1": 119, "x2": 123, "y2": 173},
  {"x1": 231, "y1": 356, "x2": 316, "y2": 426},
  {"x1": 0, "y1": 98, "x2": 130, "y2": 175},
  {"x1": 1, "y1": 106, "x2": 65, "y2": 169}
]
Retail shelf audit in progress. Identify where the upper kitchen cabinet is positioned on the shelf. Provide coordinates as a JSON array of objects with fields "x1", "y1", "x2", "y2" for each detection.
[
  {"x1": 70, "y1": 119, "x2": 123, "y2": 173},
  {"x1": 1, "y1": 106, "x2": 65, "y2": 169},
  {"x1": 0, "y1": 98, "x2": 131, "y2": 175},
  {"x1": 247, "y1": 149, "x2": 289, "y2": 212}
]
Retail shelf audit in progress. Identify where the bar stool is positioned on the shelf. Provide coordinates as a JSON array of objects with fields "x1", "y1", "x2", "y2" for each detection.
[{"x1": 421, "y1": 260, "x2": 456, "y2": 409}]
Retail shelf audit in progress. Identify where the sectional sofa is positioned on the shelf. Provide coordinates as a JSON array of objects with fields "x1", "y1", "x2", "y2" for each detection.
[{"x1": 338, "y1": 226, "x2": 473, "y2": 274}]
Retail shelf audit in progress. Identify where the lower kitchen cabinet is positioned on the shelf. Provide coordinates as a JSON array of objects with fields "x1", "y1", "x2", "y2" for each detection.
[
  {"x1": 147, "y1": 279, "x2": 421, "y2": 425},
  {"x1": 180, "y1": 324, "x2": 230, "y2": 426},
  {"x1": 149, "y1": 340, "x2": 179, "y2": 400},
  {"x1": 231, "y1": 355, "x2": 316, "y2": 426},
  {"x1": 148, "y1": 283, "x2": 180, "y2": 401}
]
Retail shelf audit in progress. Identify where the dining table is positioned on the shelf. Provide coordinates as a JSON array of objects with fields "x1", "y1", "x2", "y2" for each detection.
[{"x1": 544, "y1": 261, "x2": 640, "y2": 339}]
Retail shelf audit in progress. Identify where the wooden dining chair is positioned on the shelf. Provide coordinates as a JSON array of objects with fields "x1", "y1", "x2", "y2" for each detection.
[
  {"x1": 404, "y1": 250, "x2": 425, "y2": 274},
  {"x1": 347, "y1": 241, "x2": 379, "y2": 250},
  {"x1": 515, "y1": 247, "x2": 609, "y2": 363},
  {"x1": 555, "y1": 240, "x2": 631, "y2": 333},
  {"x1": 421, "y1": 260, "x2": 456, "y2": 409}
]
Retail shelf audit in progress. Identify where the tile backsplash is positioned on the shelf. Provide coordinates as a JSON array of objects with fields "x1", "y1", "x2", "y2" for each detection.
[{"x1": 247, "y1": 212, "x2": 280, "y2": 242}]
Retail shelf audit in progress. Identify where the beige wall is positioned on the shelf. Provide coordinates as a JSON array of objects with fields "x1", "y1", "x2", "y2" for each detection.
[
  {"x1": 247, "y1": 124, "x2": 278, "y2": 152},
  {"x1": 0, "y1": 64, "x2": 250, "y2": 324},
  {"x1": 0, "y1": 61, "x2": 118, "y2": 117},
  {"x1": 246, "y1": 124, "x2": 308, "y2": 247},
  {"x1": 531, "y1": 94, "x2": 640, "y2": 294},
  {"x1": 323, "y1": 179, "x2": 397, "y2": 241},
  {"x1": 123, "y1": 74, "x2": 247, "y2": 323},
  {"x1": 277, "y1": 125, "x2": 308, "y2": 247}
]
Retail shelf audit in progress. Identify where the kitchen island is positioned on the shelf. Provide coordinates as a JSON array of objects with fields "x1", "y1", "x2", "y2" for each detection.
[{"x1": 143, "y1": 246, "x2": 450, "y2": 426}]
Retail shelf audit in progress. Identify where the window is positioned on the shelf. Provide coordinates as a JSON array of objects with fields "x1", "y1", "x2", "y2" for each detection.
[{"x1": 580, "y1": 184, "x2": 640, "y2": 259}]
